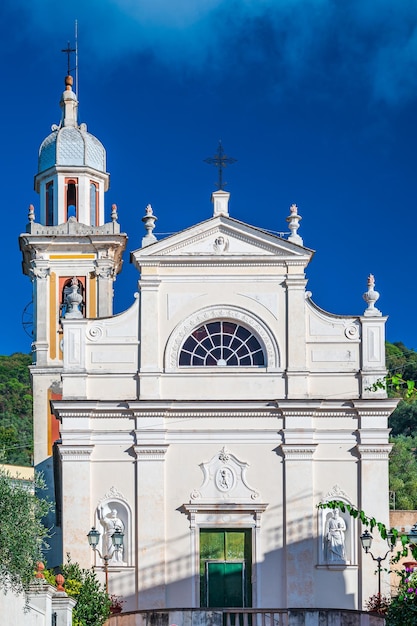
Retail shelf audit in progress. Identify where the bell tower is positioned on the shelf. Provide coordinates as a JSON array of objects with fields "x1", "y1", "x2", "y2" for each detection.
[{"x1": 19, "y1": 74, "x2": 127, "y2": 466}]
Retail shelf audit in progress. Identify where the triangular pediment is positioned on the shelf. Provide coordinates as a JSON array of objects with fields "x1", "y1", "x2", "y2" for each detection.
[{"x1": 132, "y1": 215, "x2": 314, "y2": 265}]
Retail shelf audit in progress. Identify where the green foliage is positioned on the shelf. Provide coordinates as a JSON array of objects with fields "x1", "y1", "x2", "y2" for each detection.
[
  {"x1": 371, "y1": 343, "x2": 417, "y2": 508},
  {"x1": 386, "y1": 342, "x2": 408, "y2": 376},
  {"x1": 386, "y1": 566, "x2": 417, "y2": 625},
  {"x1": 0, "y1": 353, "x2": 33, "y2": 466},
  {"x1": 59, "y1": 555, "x2": 110, "y2": 626},
  {"x1": 390, "y1": 400, "x2": 417, "y2": 437},
  {"x1": 0, "y1": 466, "x2": 51, "y2": 594},
  {"x1": 317, "y1": 499, "x2": 393, "y2": 541},
  {"x1": 389, "y1": 436, "x2": 417, "y2": 509}
]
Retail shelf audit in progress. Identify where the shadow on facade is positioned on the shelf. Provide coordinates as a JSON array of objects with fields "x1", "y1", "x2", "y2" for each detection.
[
  {"x1": 102, "y1": 513, "x2": 355, "y2": 613},
  {"x1": 37, "y1": 454, "x2": 63, "y2": 568}
]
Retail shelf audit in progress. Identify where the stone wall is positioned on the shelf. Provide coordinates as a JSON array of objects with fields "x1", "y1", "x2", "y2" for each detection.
[{"x1": 105, "y1": 608, "x2": 385, "y2": 626}]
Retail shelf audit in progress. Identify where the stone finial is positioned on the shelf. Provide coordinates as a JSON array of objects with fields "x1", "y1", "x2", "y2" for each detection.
[
  {"x1": 60, "y1": 74, "x2": 78, "y2": 128},
  {"x1": 35, "y1": 562, "x2": 45, "y2": 579},
  {"x1": 55, "y1": 573, "x2": 65, "y2": 592},
  {"x1": 363, "y1": 274, "x2": 382, "y2": 317},
  {"x1": 141, "y1": 204, "x2": 158, "y2": 248},
  {"x1": 111, "y1": 204, "x2": 118, "y2": 222},
  {"x1": 65, "y1": 75, "x2": 73, "y2": 91},
  {"x1": 286, "y1": 203, "x2": 303, "y2": 245},
  {"x1": 28, "y1": 204, "x2": 35, "y2": 222},
  {"x1": 64, "y1": 277, "x2": 83, "y2": 319}
]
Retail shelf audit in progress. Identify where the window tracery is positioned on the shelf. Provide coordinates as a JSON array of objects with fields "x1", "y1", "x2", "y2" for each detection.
[{"x1": 179, "y1": 320, "x2": 265, "y2": 367}]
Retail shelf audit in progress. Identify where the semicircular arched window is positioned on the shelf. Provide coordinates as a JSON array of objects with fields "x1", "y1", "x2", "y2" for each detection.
[{"x1": 179, "y1": 321, "x2": 265, "y2": 367}]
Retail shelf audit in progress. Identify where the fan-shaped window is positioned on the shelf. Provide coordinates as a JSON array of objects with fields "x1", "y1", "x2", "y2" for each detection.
[{"x1": 179, "y1": 321, "x2": 265, "y2": 367}]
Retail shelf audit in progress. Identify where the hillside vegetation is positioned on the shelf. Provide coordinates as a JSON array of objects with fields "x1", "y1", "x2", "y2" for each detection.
[
  {"x1": 386, "y1": 342, "x2": 417, "y2": 509},
  {"x1": 0, "y1": 353, "x2": 32, "y2": 466}
]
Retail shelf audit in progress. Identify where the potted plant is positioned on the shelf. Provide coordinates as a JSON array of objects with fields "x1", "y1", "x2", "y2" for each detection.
[
  {"x1": 109, "y1": 594, "x2": 124, "y2": 614},
  {"x1": 365, "y1": 592, "x2": 390, "y2": 616}
]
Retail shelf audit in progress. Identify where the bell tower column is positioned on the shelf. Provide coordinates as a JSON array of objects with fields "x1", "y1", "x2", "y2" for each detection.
[{"x1": 19, "y1": 74, "x2": 128, "y2": 569}]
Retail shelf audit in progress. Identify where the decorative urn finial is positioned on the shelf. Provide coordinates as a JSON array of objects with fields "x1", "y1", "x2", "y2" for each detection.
[
  {"x1": 286, "y1": 203, "x2": 303, "y2": 245},
  {"x1": 363, "y1": 274, "x2": 382, "y2": 317},
  {"x1": 141, "y1": 204, "x2": 158, "y2": 247},
  {"x1": 64, "y1": 277, "x2": 83, "y2": 319}
]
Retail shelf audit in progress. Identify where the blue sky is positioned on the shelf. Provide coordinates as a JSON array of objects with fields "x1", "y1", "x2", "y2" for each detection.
[{"x1": 3, "y1": 0, "x2": 417, "y2": 355}]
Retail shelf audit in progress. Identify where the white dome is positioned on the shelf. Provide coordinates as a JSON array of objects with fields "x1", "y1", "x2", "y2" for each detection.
[{"x1": 38, "y1": 125, "x2": 106, "y2": 172}]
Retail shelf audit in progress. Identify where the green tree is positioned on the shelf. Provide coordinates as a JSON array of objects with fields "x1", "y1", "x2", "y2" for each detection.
[
  {"x1": 386, "y1": 342, "x2": 408, "y2": 381},
  {"x1": 48, "y1": 556, "x2": 110, "y2": 626},
  {"x1": 0, "y1": 466, "x2": 51, "y2": 594},
  {"x1": 378, "y1": 343, "x2": 417, "y2": 507},
  {"x1": 389, "y1": 436, "x2": 417, "y2": 509},
  {"x1": 390, "y1": 401, "x2": 417, "y2": 437},
  {"x1": 0, "y1": 353, "x2": 33, "y2": 466}
]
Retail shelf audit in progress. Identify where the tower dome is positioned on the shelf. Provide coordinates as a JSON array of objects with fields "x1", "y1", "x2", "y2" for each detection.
[
  {"x1": 39, "y1": 125, "x2": 106, "y2": 172},
  {"x1": 38, "y1": 75, "x2": 106, "y2": 174},
  {"x1": 34, "y1": 75, "x2": 110, "y2": 227}
]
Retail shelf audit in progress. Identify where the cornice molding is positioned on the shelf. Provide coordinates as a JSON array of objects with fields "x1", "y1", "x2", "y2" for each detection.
[
  {"x1": 51, "y1": 398, "x2": 397, "y2": 422},
  {"x1": 133, "y1": 445, "x2": 169, "y2": 460},
  {"x1": 356, "y1": 444, "x2": 392, "y2": 460},
  {"x1": 280, "y1": 444, "x2": 317, "y2": 460},
  {"x1": 59, "y1": 445, "x2": 94, "y2": 461},
  {"x1": 182, "y1": 502, "x2": 269, "y2": 530}
]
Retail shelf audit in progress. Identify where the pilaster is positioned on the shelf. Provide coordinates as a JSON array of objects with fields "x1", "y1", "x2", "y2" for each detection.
[
  {"x1": 134, "y1": 443, "x2": 169, "y2": 608},
  {"x1": 355, "y1": 399, "x2": 395, "y2": 606},
  {"x1": 281, "y1": 437, "x2": 317, "y2": 607},
  {"x1": 138, "y1": 273, "x2": 162, "y2": 397},
  {"x1": 59, "y1": 445, "x2": 94, "y2": 566},
  {"x1": 360, "y1": 316, "x2": 388, "y2": 398},
  {"x1": 31, "y1": 261, "x2": 50, "y2": 366},
  {"x1": 94, "y1": 260, "x2": 116, "y2": 317},
  {"x1": 285, "y1": 273, "x2": 308, "y2": 397}
]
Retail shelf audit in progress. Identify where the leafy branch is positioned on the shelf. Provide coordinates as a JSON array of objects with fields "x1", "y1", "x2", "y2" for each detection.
[
  {"x1": 318, "y1": 500, "x2": 414, "y2": 563},
  {"x1": 368, "y1": 374, "x2": 417, "y2": 400}
]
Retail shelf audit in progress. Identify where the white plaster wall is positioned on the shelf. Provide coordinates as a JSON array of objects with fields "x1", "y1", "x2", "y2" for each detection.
[{"x1": 164, "y1": 438, "x2": 285, "y2": 608}]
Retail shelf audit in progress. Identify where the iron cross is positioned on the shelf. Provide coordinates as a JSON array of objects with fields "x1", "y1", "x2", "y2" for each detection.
[
  {"x1": 204, "y1": 141, "x2": 237, "y2": 190},
  {"x1": 61, "y1": 41, "x2": 76, "y2": 75}
]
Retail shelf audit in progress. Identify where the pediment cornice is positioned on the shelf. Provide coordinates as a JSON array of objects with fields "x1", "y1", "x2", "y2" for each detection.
[{"x1": 132, "y1": 215, "x2": 313, "y2": 268}]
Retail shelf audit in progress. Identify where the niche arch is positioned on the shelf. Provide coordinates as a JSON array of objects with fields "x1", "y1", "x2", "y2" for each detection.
[
  {"x1": 165, "y1": 306, "x2": 281, "y2": 372},
  {"x1": 95, "y1": 487, "x2": 132, "y2": 567}
]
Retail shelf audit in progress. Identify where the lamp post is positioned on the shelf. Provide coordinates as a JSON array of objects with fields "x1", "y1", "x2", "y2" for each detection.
[
  {"x1": 360, "y1": 529, "x2": 393, "y2": 608},
  {"x1": 87, "y1": 526, "x2": 124, "y2": 594}
]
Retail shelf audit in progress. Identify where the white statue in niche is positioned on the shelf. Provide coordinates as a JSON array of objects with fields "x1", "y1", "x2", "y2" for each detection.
[
  {"x1": 99, "y1": 507, "x2": 125, "y2": 564},
  {"x1": 324, "y1": 509, "x2": 347, "y2": 563}
]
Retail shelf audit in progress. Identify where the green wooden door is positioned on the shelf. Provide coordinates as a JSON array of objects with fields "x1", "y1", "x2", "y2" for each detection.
[
  {"x1": 200, "y1": 530, "x2": 251, "y2": 608},
  {"x1": 206, "y1": 561, "x2": 244, "y2": 607}
]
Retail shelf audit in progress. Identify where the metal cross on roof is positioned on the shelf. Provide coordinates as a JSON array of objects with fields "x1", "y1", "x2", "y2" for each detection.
[
  {"x1": 204, "y1": 141, "x2": 237, "y2": 190},
  {"x1": 61, "y1": 41, "x2": 76, "y2": 76}
]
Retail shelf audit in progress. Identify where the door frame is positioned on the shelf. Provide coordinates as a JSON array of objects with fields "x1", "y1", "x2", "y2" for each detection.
[{"x1": 183, "y1": 502, "x2": 268, "y2": 608}]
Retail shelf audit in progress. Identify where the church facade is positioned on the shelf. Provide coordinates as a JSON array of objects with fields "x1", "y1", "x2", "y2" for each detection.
[{"x1": 20, "y1": 75, "x2": 397, "y2": 612}]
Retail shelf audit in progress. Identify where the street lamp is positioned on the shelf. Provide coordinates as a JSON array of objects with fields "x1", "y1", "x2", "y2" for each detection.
[
  {"x1": 87, "y1": 526, "x2": 124, "y2": 594},
  {"x1": 360, "y1": 529, "x2": 393, "y2": 607}
]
